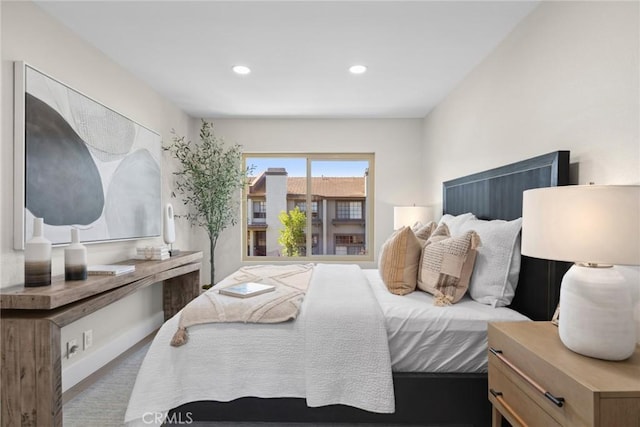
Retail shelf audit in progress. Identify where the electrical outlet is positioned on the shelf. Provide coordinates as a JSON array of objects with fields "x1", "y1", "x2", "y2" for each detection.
[
  {"x1": 83, "y1": 330, "x2": 93, "y2": 350},
  {"x1": 67, "y1": 339, "x2": 78, "y2": 359}
]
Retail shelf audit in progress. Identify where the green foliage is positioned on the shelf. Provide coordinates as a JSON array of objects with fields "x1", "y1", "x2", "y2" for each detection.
[
  {"x1": 164, "y1": 120, "x2": 253, "y2": 284},
  {"x1": 278, "y1": 207, "x2": 307, "y2": 257}
]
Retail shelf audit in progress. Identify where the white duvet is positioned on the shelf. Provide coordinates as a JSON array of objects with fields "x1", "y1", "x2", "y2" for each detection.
[
  {"x1": 363, "y1": 269, "x2": 530, "y2": 372},
  {"x1": 124, "y1": 264, "x2": 394, "y2": 426}
]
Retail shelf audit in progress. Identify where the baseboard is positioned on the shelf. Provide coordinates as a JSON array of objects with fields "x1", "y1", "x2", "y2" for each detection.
[{"x1": 61, "y1": 311, "x2": 164, "y2": 393}]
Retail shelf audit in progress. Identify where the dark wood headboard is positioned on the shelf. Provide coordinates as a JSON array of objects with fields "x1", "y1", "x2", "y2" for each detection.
[{"x1": 442, "y1": 151, "x2": 570, "y2": 320}]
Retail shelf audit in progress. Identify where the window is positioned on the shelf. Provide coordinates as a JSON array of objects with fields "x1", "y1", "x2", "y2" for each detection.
[
  {"x1": 294, "y1": 201, "x2": 318, "y2": 218},
  {"x1": 253, "y1": 201, "x2": 266, "y2": 219},
  {"x1": 335, "y1": 234, "x2": 365, "y2": 255},
  {"x1": 243, "y1": 153, "x2": 374, "y2": 261},
  {"x1": 336, "y1": 201, "x2": 363, "y2": 220},
  {"x1": 296, "y1": 233, "x2": 320, "y2": 256},
  {"x1": 335, "y1": 234, "x2": 365, "y2": 245},
  {"x1": 247, "y1": 231, "x2": 267, "y2": 256}
]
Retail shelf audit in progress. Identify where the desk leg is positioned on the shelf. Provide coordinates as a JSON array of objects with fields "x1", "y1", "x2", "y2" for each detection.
[
  {"x1": 163, "y1": 269, "x2": 200, "y2": 321},
  {"x1": 1, "y1": 317, "x2": 62, "y2": 427}
]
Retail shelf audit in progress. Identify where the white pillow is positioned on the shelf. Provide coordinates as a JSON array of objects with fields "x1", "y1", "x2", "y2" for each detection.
[
  {"x1": 458, "y1": 217, "x2": 523, "y2": 307},
  {"x1": 438, "y1": 212, "x2": 476, "y2": 236}
]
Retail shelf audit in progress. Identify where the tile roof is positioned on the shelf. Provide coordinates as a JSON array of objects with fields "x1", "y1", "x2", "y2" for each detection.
[
  {"x1": 287, "y1": 177, "x2": 365, "y2": 198},
  {"x1": 249, "y1": 176, "x2": 365, "y2": 198}
]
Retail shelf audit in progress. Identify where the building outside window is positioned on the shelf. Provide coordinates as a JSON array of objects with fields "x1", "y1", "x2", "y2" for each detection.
[{"x1": 242, "y1": 153, "x2": 374, "y2": 261}]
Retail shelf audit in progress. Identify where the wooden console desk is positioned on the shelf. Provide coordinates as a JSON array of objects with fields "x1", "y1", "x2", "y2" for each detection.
[{"x1": 0, "y1": 251, "x2": 202, "y2": 427}]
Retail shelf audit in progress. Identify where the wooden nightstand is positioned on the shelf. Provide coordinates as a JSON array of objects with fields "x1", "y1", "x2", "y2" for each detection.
[{"x1": 488, "y1": 322, "x2": 640, "y2": 427}]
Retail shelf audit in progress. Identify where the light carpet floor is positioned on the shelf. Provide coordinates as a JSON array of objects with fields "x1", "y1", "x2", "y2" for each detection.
[
  {"x1": 63, "y1": 342, "x2": 150, "y2": 427},
  {"x1": 63, "y1": 342, "x2": 444, "y2": 427}
]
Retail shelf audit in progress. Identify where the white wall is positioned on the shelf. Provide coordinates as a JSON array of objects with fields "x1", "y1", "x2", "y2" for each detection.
[
  {"x1": 1, "y1": 1, "x2": 195, "y2": 389},
  {"x1": 422, "y1": 1, "x2": 639, "y2": 211},
  {"x1": 199, "y1": 119, "x2": 424, "y2": 282}
]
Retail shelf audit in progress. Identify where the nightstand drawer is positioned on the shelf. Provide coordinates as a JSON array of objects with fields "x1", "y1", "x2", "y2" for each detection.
[
  {"x1": 489, "y1": 358, "x2": 561, "y2": 427},
  {"x1": 489, "y1": 325, "x2": 592, "y2": 426},
  {"x1": 489, "y1": 322, "x2": 640, "y2": 427}
]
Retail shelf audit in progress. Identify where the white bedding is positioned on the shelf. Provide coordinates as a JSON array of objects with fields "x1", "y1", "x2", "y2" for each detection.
[
  {"x1": 125, "y1": 264, "x2": 393, "y2": 426},
  {"x1": 125, "y1": 265, "x2": 529, "y2": 425},
  {"x1": 364, "y1": 269, "x2": 530, "y2": 373}
]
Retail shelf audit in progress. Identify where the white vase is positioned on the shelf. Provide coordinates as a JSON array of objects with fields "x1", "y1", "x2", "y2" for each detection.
[
  {"x1": 24, "y1": 217, "x2": 52, "y2": 287},
  {"x1": 163, "y1": 203, "x2": 176, "y2": 245},
  {"x1": 65, "y1": 228, "x2": 87, "y2": 280},
  {"x1": 559, "y1": 264, "x2": 636, "y2": 361}
]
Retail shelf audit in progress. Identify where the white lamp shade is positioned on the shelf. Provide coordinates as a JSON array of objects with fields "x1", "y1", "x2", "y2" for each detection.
[
  {"x1": 393, "y1": 206, "x2": 432, "y2": 230},
  {"x1": 522, "y1": 185, "x2": 640, "y2": 266}
]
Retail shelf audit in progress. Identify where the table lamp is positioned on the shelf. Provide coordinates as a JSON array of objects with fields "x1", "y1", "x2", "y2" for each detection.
[
  {"x1": 393, "y1": 206, "x2": 432, "y2": 230},
  {"x1": 522, "y1": 185, "x2": 639, "y2": 360}
]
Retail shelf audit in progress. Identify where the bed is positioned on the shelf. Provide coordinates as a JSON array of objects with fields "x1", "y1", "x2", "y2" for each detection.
[{"x1": 126, "y1": 151, "x2": 570, "y2": 426}]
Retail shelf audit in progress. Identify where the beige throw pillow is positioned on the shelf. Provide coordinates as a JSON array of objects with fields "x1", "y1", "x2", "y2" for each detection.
[
  {"x1": 412, "y1": 221, "x2": 437, "y2": 244},
  {"x1": 379, "y1": 226, "x2": 423, "y2": 295},
  {"x1": 426, "y1": 222, "x2": 450, "y2": 243},
  {"x1": 417, "y1": 226, "x2": 481, "y2": 305}
]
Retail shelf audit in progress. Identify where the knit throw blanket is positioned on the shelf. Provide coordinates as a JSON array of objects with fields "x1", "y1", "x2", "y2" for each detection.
[{"x1": 170, "y1": 264, "x2": 314, "y2": 347}]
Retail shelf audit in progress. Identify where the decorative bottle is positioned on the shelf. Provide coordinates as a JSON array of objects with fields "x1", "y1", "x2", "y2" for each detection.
[
  {"x1": 65, "y1": 228, "x2": 87, "y2": 280},
  {"x1": 24, "y1": 217, "x2": 52, "y2": 287}
]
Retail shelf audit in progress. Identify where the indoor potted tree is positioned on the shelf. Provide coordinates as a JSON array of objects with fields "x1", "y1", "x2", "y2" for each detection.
[{"x1": 165, "y1": 120, "x2": 253, "y2": 287}]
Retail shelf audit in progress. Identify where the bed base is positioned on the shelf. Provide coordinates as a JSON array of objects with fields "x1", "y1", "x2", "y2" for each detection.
[
  {"x1": 170, "y1": 373, "x2": 489, "y2": 425},
  {"x1": 168, "y1": 151, "x2": 571, "y2": 426}
]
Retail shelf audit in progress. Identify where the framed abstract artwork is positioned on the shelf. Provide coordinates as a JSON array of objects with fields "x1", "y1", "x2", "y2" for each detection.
[{"x1": 14, "y1": 62, "x2": 162, "y2": 249}]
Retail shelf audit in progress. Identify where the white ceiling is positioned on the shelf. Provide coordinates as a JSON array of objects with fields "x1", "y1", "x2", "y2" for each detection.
[{"x1": 35, "y1": 1, "x2": 538, "y2": 119}]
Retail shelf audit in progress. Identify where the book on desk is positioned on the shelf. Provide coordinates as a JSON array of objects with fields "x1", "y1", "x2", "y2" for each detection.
[{"x1": 87, "y1": 264, "x2": 136, "y2": 276}]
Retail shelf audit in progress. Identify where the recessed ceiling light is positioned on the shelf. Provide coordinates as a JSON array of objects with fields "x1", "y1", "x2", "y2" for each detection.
[
  {"x1": 232, "y1": 65, "x2": 251, "y2": 75},
  {"x1": 349, "y1": 65, "x2": 367, "y2": 75}
]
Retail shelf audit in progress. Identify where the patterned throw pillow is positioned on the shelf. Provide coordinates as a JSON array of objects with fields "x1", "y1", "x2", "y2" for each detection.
[
  {"x1": 426, "y1": 222, "x2": 450, "y2": 242},
  {"x1": 417, "y1": 225, "x2": 481, "y2": 305},
  {"x1": 379, "y1": 226, "x2": 423, "y2": 295},
  {"x1": 412, "y1": 221, "x2": 437, "y2": 244}
]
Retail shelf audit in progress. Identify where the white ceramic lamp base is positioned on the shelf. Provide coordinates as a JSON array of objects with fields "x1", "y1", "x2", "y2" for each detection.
[{"x1": 559, "y1": 264, "x2": 636, "y2": 361}]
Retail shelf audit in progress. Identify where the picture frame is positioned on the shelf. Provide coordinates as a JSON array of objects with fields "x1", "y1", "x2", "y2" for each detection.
[{"x1": 14, "y1": 61, "x2": 162, "y2": 249}]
